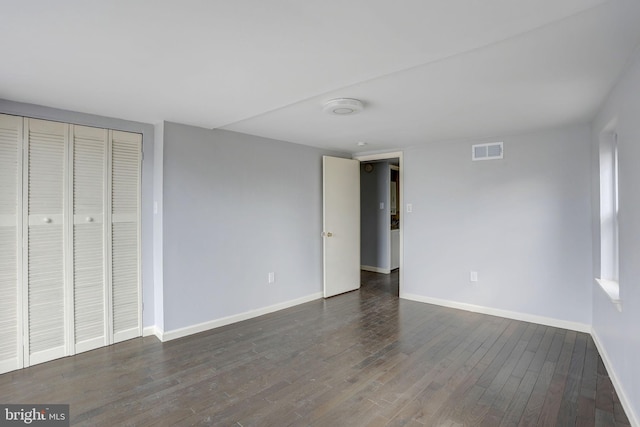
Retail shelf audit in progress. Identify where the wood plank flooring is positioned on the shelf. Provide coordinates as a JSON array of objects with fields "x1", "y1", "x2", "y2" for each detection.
[{"x1": 0, "y1": 270, "x2": 630, "y2": 426}]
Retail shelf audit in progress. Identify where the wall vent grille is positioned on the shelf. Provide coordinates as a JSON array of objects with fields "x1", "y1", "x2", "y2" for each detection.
[{"x1": 472, "y1": 142, "x2": 503, "y2": 161}]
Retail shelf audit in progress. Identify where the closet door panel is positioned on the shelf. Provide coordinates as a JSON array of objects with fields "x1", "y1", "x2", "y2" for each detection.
[
  {"x1": 72, "y1": 125, "x2": 107, "y2": 353},
  {"x1": 25, "y1": 118, "x2": 67, "y2": 365},
  {"x1": 111, "y1": 130, "x2": 141, "y2": 343},
  {"x1": 0, "y1": 114, "x2": 22, "y2": 374}
]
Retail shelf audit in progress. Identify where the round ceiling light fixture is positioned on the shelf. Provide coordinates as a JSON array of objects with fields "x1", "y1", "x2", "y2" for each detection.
[{"x1": 323, "y1": 98, "x2": 364, "y2": 115}]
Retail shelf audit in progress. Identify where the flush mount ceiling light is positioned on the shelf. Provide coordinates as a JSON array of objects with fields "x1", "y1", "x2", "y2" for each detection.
[{"x1": 323, "y1": 98, "x2": 364, "y2": 115}]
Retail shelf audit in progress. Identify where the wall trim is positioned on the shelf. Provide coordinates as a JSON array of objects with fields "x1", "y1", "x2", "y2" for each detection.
[
  {"x1": 400, "y1": 293, "x2": 591, "y2": 333},
  {"x1": 159, "y1": 292, "x2": 323, "y2": 342},
  {"x1": 591, "y1": 329, "x2": 639, "y2": 427},
  {"x1": 152, "y1": 121, "x2": 165, "y2": 334},
  {"x1": 143, "y1": 326, "x2": 160, "y2": 339},
  {"x1": 361, "y1": 265, "x2": 391, "y2": 274}
]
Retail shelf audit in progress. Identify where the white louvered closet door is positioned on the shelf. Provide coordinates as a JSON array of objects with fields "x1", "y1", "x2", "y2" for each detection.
[
  {"x1": 110, "y1": 130, "x2": 141, "y2": 343},
  {"x1": 72, "y1": 125, "x2": 108, "y2": 353},
  {"x1": 0, "y1": 114, "x2": 23, "y2": 374},
  {"x1": 24, "y1": 118, "x2": 69, "y2": 366},
  {"x1": 0, "y1": 116, "x2": 142, "y2": 374}
]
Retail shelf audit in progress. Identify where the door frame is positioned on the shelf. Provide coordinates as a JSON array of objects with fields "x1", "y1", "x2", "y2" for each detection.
[{"x1": 353, "y1": 151, "x2": 404, "y2": 296}]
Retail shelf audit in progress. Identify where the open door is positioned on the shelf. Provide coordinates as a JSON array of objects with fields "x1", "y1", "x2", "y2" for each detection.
[{"x1": 322, "y1": 156, "x2": 360, "y2": 298}]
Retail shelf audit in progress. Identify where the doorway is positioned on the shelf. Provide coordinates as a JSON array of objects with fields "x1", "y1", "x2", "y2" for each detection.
[{"x1": 354, "y1": 152, "x2": 403, "y2": 297}]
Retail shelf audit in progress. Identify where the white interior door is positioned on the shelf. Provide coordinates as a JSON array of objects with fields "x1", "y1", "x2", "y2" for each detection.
[{"x1": 322, "y1": 156, "x2": 360, "y2": 298}]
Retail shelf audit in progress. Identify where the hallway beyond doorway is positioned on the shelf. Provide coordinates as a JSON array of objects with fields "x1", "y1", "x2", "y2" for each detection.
[{"x1": 361, "y1": 269, "x2": 399, "y2": 297}]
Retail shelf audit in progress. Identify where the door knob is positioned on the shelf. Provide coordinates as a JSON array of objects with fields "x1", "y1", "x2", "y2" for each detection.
[
  {"x1": 43, "y1": 217, "x2": 52, "y2": 223},
  {"x1": 323, "y1": 232, "x2": 333, "y2": 237},
  {"x1": 86, "y1": 217, "x2": 94, "y2": 222}
]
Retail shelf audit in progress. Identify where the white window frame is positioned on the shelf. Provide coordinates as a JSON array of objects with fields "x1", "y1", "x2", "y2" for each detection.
[{"x1": 596, "y1": 128, "x2": 621, "y2": 311}]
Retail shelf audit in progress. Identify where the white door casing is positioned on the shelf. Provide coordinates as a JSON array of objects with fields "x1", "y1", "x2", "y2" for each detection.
[
  {"x1": 354, "y1": 151, "x2": 404, "y2": 297},
  {"x1": 322, "y1": 156, "x2": 360, "y2": 298}
]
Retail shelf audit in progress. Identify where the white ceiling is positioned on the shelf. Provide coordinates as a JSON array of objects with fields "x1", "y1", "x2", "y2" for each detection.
[{"x1": 1, "y1": 0, "x2": 639, "y2": 153}]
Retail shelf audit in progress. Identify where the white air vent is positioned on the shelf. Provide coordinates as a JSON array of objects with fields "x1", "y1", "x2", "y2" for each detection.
[{"x1": 472, "y1": 142, "x2": 503, "y2": 161}]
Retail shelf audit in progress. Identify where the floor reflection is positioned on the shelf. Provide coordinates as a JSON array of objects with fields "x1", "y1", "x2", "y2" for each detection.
[{"x1": 360, "y1": 269, "x2": 399, "y2": 297}]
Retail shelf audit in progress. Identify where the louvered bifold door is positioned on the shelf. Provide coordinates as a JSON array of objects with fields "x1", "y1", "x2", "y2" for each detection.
[
  {"x1": 110, "y1": 130, "x2": 141, "y2": 343},
  {"x1": 0, "y1": 114, "x2": 23, "y2": 374},
  {"x1": 72, "y1": 125, "x2": 108, "y2": 353},
  {"x1": 24, "y1": 118, "x2": 69, "y2": 366}
]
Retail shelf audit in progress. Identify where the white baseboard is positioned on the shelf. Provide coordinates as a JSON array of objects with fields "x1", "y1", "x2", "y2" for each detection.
[
  {"x1": 143, "y1": 325, "x2": 160, "y2": 339},
  {"x1": 591, "y1": 329, "x2": 639, "y2": 427},
  {"x1": 361, "y1": 265, "x2": 391, "y2": 274},
  {"x1": 159, "y1": 292, "x2": 323, "y2": 342},
  {"x1": 400, "y1": 292, "x2": 591, "y2": 333}
]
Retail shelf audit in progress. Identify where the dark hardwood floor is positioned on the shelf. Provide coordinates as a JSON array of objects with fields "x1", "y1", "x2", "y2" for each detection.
[{"x1": 0, "y1": 271, "x2": 630, "y2": 426}]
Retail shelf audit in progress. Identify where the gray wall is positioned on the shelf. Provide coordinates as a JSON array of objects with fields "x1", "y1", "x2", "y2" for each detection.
[
  {"x1": 0, "y1": 99, "x2": 156, "y2": 328},
  {"x1": 360, "y1": 162, "x2": 390, "y2": 270},
  {"x1": 590, "y1": 49, "x2": 640, "y2": 424},
  {"x1": 161, "y1": 122, "x2": 342, "y2": 331},
  {"x1": 402, "y1": 125, "x2": 593, "y2": 325}
]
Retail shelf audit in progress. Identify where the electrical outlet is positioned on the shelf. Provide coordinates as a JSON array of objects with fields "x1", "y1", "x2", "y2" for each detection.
[
  {"x1": 268, "y1": 272, "x2": 275, "y2": 284},
  {"x1": 470, "y1": 271, "x2": 478, "y2": 282}
]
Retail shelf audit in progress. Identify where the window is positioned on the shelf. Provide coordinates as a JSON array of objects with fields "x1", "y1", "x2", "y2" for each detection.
[{"x1": 597, "y1": 129, "x2": 621, "y2": 311}]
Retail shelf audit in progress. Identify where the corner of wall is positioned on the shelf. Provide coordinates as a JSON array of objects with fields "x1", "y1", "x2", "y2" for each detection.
[
  {"x1": 152, "y1": 121, "x2": 165, "y2": 333},
  {"x1": 588, "y1": 46, "x2": 640, "y2": 427},
  {"x1": 591, "y1": 329, "x2": 640, "y2": 427}
]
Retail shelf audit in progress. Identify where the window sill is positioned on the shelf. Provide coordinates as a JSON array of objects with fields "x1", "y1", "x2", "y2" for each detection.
[{"x1": 595, "y1": 278, "x2": 622, "y2": 312}]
